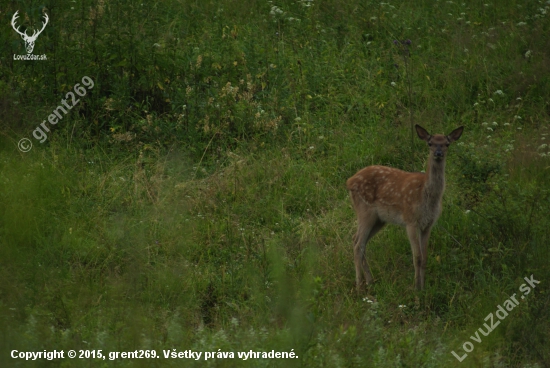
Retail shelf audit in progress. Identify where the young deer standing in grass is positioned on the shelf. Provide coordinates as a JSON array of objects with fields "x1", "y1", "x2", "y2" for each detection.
[{"x1": 347, "y1": 125, "x2": 464, "y2": 292}]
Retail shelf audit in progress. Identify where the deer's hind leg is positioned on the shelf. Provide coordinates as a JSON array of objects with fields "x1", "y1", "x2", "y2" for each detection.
[{"x1": 350, "y1": 191, "x2": 385, "y2": 292}]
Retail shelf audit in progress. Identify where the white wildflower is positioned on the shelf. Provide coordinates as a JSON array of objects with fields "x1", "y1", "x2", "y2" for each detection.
[
  {"x1": 270, "y1": 6, "x2": 284, "y2": 16},
  {"x1": 494, "y1": 90, "x2": 504, "y2": 96}
]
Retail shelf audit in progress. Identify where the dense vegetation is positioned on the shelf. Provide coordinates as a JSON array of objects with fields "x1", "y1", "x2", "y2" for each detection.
[{"x1": 1, "y1": 0, "x2": 549, "y2": 366}]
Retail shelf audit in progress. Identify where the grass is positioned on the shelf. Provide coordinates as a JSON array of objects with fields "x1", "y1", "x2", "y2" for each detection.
[{"x1": 1, "y1": 0, "x2": 549, "y2": 366}]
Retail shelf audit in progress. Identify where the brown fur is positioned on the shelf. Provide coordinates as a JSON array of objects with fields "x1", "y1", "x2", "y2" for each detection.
[{"x1": 347, "y1": 124, "x2": 464, "y2": 291}]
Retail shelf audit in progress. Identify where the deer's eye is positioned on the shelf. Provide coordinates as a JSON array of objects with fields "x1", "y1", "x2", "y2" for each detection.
[
  {"x1": 428, "y1": 143, "x2": 432, "y2": 146},
  {"x1": 446, "y1": 143, "x2": 450, "y2": 147}
]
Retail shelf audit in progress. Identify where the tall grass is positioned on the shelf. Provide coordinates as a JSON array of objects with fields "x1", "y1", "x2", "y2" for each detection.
[{"x1": 1, "y1": 0, "x2": 549, "y2": 366}]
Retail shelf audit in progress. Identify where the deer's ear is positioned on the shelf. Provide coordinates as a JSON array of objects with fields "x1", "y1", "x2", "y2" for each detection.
[
  {"x1": 447, "y1": 126, "x2": 464, "y2": 142},
  {"x1": 415, "y1": 124, "x2": 431, "y2": 142}
]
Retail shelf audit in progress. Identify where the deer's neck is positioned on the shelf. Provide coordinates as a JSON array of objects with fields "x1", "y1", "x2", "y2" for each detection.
[{"x1": 423, "y1": 156, "x2": 446, "y2": 203}]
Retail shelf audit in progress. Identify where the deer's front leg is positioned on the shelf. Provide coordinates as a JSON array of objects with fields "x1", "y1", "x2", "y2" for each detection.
[
  {"x1": 406, "y1": 225, "x2": 423, "y2": 290},
  {"x1": 417, "y1": 227, "x2": 432, "y2": 290}
]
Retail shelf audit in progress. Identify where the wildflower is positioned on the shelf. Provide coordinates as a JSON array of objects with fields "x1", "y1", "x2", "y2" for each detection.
[
  {"x1": 294, "y1": 117, "x2": 301, "y2": 122},
  {"x1": 298, "y1": 0, "x2": 314, "y2": 7},
  {"x1": 517, "y1": 127, "x2": 522, "y2": 130},
  {"x1": 398, "y1": 305, "x2": 407, "y2": 308},
  {"x1": 492, "y1": 121, "x2": 498, "y2": 126},
  {"x1": 538, "y1": 144, "x2": 548, "y2": 150},
  {"x1": 270, "y1": 6, "x2": 284, "y2": 16},
  {"x1": 525, "y1": 50, "x2": 532, "y2": 58},
  {"x1": 465, "y1": 210, "x2": 471, "y2": 214},
  {"x1": 391, "y1": 82, "x2": 397, "y2": 87},
  {"x1": 482, "y1": 122, "x2": 488, "y2": 127},
  {"x1": 504, "y1": 123, "x2": 510, "y2": 126},
  {"x1": 517, "y1": 22, "x2": 527, "y2": 26},
  {"x1": 494, "y1": 90, "x2": 504, "y2": 96},
  {"x1": 514, "y1": 115, "x2": 522, "y2": 120},
  {"x1": 473, "y1": 102, "x2": 478, "y2": 107}
]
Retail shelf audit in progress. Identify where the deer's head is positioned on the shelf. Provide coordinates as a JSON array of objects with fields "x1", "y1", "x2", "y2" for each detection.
[
  {"x1": 416, "y1": 124, "x2": 464, "y2": 161},
  {"x1": 11, "y1": 11, "x2": 49, "y2": 54}
]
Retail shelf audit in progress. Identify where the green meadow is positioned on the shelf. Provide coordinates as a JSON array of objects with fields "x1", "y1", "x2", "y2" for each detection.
[{"x1": 0, "y1": 0, "x2": 549, "y2": 366}]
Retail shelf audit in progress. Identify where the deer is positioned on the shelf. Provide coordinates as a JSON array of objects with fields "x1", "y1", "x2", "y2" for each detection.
[
  {"x1": 346, "y1": 124, "x2": 464, "y2": 292},
  {"x1": 11, "y1": 10, "x2": 49, "y2": 54}
]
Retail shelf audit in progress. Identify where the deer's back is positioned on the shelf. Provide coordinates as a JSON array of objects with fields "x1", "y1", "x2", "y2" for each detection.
[{"x1": 347, "y1": 165, "x2": 428, "y2": 225}]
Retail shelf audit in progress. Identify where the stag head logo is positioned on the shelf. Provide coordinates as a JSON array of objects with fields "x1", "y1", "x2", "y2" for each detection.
[{"x1": 11, "y1": 11, "x2": 49, "y2": 54}]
